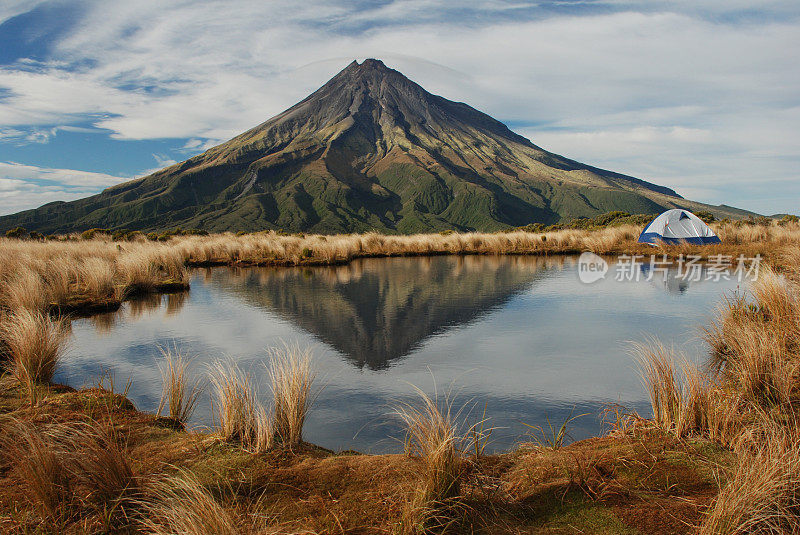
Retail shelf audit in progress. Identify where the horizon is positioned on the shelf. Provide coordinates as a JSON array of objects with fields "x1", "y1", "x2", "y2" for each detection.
[{"x1": 1, "y1": 1, "x2": 798, "y2": 217}]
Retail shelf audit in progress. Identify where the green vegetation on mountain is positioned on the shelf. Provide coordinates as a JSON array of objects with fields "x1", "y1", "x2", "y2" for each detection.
[{"x1": 0, "y1": 59, "x2": 755, "y2": 234}]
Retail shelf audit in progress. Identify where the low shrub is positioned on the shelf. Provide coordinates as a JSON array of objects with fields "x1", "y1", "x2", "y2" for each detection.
[
  {"x1": 5, "y1": 226, "x2": 28, "y2": 239},
  {"x1": 80, "y1": 228, "x2": 109, "y2": 240},
  {"x1": 696, "y1": 210, "x2": 716, "y2": 223}
]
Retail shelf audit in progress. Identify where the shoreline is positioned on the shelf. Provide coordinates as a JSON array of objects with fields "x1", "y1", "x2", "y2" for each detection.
[
  {"x1": 3, "y1": 220, "x2": 794, "y2": 318},
  {"x1": 0, "y1": 377, "x2": 731, "y2": 534}
]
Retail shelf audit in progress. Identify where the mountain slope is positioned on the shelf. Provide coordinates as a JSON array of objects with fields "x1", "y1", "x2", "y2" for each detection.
[{"x1": 0, "y1": 59, "x2": 754, "y2": 234}]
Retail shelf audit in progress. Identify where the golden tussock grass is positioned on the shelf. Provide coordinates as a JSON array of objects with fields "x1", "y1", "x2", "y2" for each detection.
[
  {"x1": 1, "y1": 266, "x2": 49, "y2": 311},
  {"x1": 633, "y1": 261, "x2": 800, "y2": 532},
  {"x1": 702, "y1": 390, "x2": 745, "y2": 449},
  {"x1": 634, "y1": 338, "x2": 800, "y2": 534},
  {"x1": 637, "y1": 263, "x2": 800, "y2": 429},
  {"x1": 77, "y1": 256, "x2": 116, "y2": 298},
  {"x1": 633, "y1": 338, "x2": 716, "y2": 439},
  {"x1": 697, "y1": 270, "x2": 800, "y2": 533},
  {"x1": 395, "y1": 387, "x2": 467, "y2": 533},
  {"x1": 171, "y1": 219, "x2": 800, "y2": 267},
  {"x1": 44, "y1": 258, "x2": 75, "y2": 306},
  {"x1": 780, "y1": 244, "x2": 800, "y2": 279},
  {"x1": 706, "y1": 267, "x2": 800, "y2": 408},
  {"x1": 701, "y1": 418, "x2": 800, "y2": 535},
  {"x1": 156, "y1": 345, "x2": 203, "y2": 425},
  {"x1": 56, "y1": 421, "x2": 139, "y2": 514},
  {"x1": 0, "y1": 418, "x2": 73, "y2": 521},
  {"x1": 0, "y1": 310, "x2": 69, "y2": 405},
  {"x1": 247, "y1": 402, "x2": 274, "y2": 454},
  {"x1": 137, "y1": 471, "x2": 237, "y2": 535},
  {"x1": 636, "y1": 279, "x2": 800, "y2": 444},
  {"x1": 0, "y1": 238, "x2": 187, "y2": 314},
  {"x1": 174, "y1": 227, "x2": 631, "y2": 266},
  {"x1": 209, "y1": 345, "x2": 317, "y2": 452},
  {"x1": 0, "y1": 418, "x2": 139, "y2": 528},
  {"x1": 208, "y1": 359, "x2": 273, "y2": 453},
  {"x1": 209, "y1": 359, "x2": 258, "y2": 442},
  {"x1": 268, "y1": 343, "x2": 315, "y2": 447},
  {"x1": 633, "y1": 339, "x2": 760, "y2": 450},
  {"x1": 116, "y1": 246, "x2": 187, "y2": 296}
]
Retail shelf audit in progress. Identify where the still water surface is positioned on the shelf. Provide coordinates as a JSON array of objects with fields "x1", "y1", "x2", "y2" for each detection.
[{"x1": 58, "y1": 255, "x2": 744, "y2": 452}]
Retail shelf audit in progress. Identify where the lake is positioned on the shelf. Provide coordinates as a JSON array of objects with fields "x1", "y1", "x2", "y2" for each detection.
[{"x1": 57, "y1": 255, "x2": 745, "y2": 453}]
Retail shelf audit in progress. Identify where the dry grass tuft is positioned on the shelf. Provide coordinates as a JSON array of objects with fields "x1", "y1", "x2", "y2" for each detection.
[
  {"x1": 674, "y1": 360, "x2": 712, "y2": 439},
  {"x1": 1, "y1": 267, "x2": 48, "y2": 311},
  {"x1": 57, "y1": 422, "x2": 139, "y2": 513},
  {"x1": 209, "y1": 360, "x2": 273, "y2": 452},
  {"x1": 780, "y1": 244, "x2": 800, "y2": 281},
  {"x1": 397, "y1": 388, "x2": 462, "y2": 502},
  {"x1": 395, "y1": 387, "x2": 466, "y2": 533},
  {"x1": 247, "y1": 403, "x2": 274, "y2": 454},
  {"x1": 0, "y1": 418, "x2": 72, "y2": 520},
  {"x1": 702, "y1": 390, "x2": 744, "y2": 449},
  {"x1": 78, "y1": 256, "x2": 116, "y2": 298},
  {"x1": 267, "y1": 343, "x2": 315, "y2": 447},
  {"x1": 0, "y1": 310, "x2": 69, "y2": 405},
  {"x1": 138, "y1": 471, "x2": 237, "y2": 535},
  {"x1": 0, "y1": 419, "x2": 138, "y2": 527},
  {"x1": 634, "y1": 338, "x2": 722, "y2": 439},
  {"x1": 634, "y1": 339, "x2": 681, "y2": 433},
  {"x1": 701, "y1": 419, "x2": 800, "y2": 534},
  {"x1": 156, "y1": 345, "x2": 203, "y2": 425},
  {"x1": 209, "y1": 360, "x2": 257, "y2": 442},
  {"x1": 116, "y1": 246, "x2": 187, "y2": 295},
  {"x1": 705, "y1": 268, "x2": 800, "y2": 408}
]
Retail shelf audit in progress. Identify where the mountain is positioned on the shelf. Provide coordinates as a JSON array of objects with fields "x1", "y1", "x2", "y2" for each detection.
[{"x1": 0, "y1": 59, "x2": 754, "y2": 234}]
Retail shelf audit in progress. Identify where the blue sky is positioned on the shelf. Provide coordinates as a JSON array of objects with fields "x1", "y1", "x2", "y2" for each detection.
[{"x1": 0, "y1": 0, "x2": 798, "y2": 216}]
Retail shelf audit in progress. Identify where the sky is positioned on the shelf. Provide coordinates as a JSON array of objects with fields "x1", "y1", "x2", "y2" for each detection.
[{"x1": 0, "y1": 0, "x2": 798, "y2": 216}]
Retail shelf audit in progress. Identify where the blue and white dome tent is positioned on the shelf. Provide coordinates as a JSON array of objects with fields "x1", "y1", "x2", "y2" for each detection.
[{"x1": 638, "y1": 209, "x2": 721, "y2": 245}]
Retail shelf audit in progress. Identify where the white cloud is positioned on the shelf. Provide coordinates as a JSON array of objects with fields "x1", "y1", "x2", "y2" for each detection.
[
  {"x1": 0, "y1": 161, "x2": 126, "y2": 187},
  {"x1": 0, "y1": 1, "x2": 797, "y2": 214},
  {"x1": 0, "y1": 124, "x2": 109, "y2": 145},
  {"x1": 0, "y1": 161, "x2": 128, "y2": 215},
  {"x1": 25, "y1": 128, "x2": 53, "y2": 143},
  {"x1": 151, "y1": 153, "x2": 177, "y2": 168},
  {"x1": 132, "y1": 153, "x2": 179, "y2": 176},
  {"x1": 0, "y1": 127, "x2": 26, "y2": 140},
  {"x1": 0, "y1": 1, "x2": 46, "y2": 24},
  {"x1": 0, "y1": 180, "x2": 98, "y2": 215}
]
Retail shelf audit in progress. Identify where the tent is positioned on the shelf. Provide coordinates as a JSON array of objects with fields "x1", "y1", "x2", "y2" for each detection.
[{"x1": 638, "y1": 209, "x2": 721, "y2": 245}]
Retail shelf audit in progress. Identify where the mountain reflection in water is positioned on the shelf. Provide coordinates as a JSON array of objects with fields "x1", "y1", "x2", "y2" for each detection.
[{"x1": 204, "y1": 255, "x2": 556, "y2": 369}]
